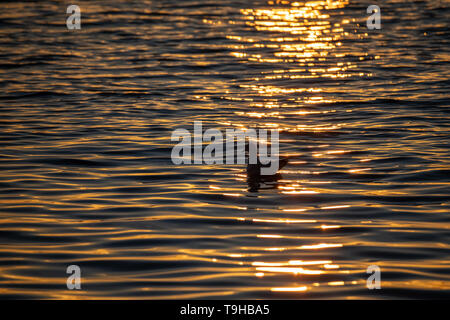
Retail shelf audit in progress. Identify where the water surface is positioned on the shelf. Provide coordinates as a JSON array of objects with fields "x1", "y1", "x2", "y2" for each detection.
[{"x1": 0, "y1": 0, "x2": 449, "y2": 299}]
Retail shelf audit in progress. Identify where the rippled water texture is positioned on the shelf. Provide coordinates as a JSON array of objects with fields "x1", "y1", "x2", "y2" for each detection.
[{"x1": 0, "y1": 0, "x2": 449, "y2": 299}]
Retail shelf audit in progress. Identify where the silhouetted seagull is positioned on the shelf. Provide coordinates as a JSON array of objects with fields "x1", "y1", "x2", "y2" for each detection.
[{"x1": 246, "y1": 157, "x2": 289, "y2": 192}]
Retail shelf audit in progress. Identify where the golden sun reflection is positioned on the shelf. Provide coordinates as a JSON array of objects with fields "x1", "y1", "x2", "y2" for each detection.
[
  {"x1": 225, "y1": 0, "x2": 368, "y2": 295},
  {"x1": 225, "y1": 0, "x2": 370, "y2": 138},
  {"x1": 271, "y1": 286, "x2": 308, "y2": 292}
]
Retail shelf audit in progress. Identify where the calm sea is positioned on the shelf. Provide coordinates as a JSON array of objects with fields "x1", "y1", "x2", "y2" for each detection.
[{"x1": 0, "y1": 0, "x2": 449, "y2": 299}]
